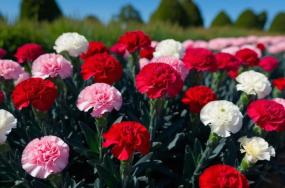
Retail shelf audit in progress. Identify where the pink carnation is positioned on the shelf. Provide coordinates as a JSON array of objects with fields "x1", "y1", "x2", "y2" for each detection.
[
  {"x1": 273, "y1": 98, "x2": 285, "y2": 109},
  {"x1": 32, "y1": 53, "x2": 73, "y2": 79},
  {"x1": 21, "y1": 136, "x2": 69, "y2": 179},
  {"x1": 77, "y1": 83, "x2": 122, "y2": 118},
  {"x1": 14, "y1": 72, "x2": 30, "y2": 85},
  {"x1": 0, "y1": 60, "x2": 24, "y2": 80}
]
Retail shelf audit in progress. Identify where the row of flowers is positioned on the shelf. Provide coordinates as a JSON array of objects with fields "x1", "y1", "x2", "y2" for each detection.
[{"x1": 0, "y1": 30, "x2": 285, "y2": 187}]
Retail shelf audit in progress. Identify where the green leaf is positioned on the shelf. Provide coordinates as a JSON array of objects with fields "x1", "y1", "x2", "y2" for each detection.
[{"x1": 79, "y1": 121, "x2": 99, "y2": 154}]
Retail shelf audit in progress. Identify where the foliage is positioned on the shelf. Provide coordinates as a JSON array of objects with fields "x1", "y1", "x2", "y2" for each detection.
[
  {"x1": 210, "y1": 11, "x2": 232, "y2": 28},
  {"x1": 179, "y1": 0, "x2": 204, "y2": 27},
  {"x1": 269, "y1": 12, "x2": 285, "y2": 32},
  {"x1": 235, "y1": 9, "x2": 259, "y2": 29},
  {"x1": 257, "y1": 11, "x2": 267, "y2": 30},
  {"x1": 112, "y1": 4, "x2": 143, "y2": 24}
]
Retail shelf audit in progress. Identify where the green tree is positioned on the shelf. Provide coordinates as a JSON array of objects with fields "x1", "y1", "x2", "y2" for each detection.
[
  {"x1": 150, "y1": 0, "x2": 188, "y2": 27},
  {"x1": 210, "y1": 11, "x2": 232, "y2": 27},
  {"x1": 84, "y1": 15, "x2": 102, "y2": 24},
  {"x1": 270, "y1": 12, "x2": 285, "y2": 32},
  {"x1": 235, "y1": 9, "x2": 259, "y2": 29},
  {"x1": 257, "y1": 11, "x2": 267, "y2": 30},
  {"x1": 114, "y1": 4, "x2": 143, "y2": 24},
  {"x1": 179, "y1": 0, "x2": 203, "y2": 27},
  {"x1": 20, "y1": 0, "x2": 62, "y2": 22}
]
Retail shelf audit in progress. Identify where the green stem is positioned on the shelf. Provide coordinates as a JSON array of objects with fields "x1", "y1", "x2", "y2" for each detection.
[
  {"x1": 237, "y1": 93, "x2": 249, "y2": 110},
  {"x1": 120, "y1": 156, "x2": 133, "y2": 188},
  {"x1": 149, "y1": 99, "x2": 163, "y2": 140},
  {"x1": 96, "y1": 116, "x2": 107, "y2": 161},
  {"x1": 238, "y1": 158, "x2": 252, "y2": 172}
]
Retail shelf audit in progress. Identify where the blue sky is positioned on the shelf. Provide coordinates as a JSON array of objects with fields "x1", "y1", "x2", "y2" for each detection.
[{"x1": 1, "y1": 0, "x2": 285, "y2": 27}]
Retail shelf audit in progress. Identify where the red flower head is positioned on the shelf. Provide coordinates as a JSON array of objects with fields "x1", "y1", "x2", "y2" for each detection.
[
  {"x1": 182, "y1": 48, "x2": 217, "y2": 72},
  {"x1": 0, "y1": 90, "x2": 4, "y2": 105},
  {"x1": 80, "y1": 41, "x2": 108, "y2": 60},
  {"x1": 102, "y1": 121, "x2": 150, "y2": 161},
  {"x1": 273, "y1": 78, "x2": 285, "y2": 91},
  {"x1": 247, "y1": 99, "x2": 285, "y2": 132},
  {"x1": 0, "y1": 48, "x2": 7, "y2": 59},
  {"x1": 117, "y1": 30, "x2": 151, "y2": 53},
  {"x1": 199, "y1": 164, "x2": 249, "y2": 188},
  {"x1": 140, "y1": 46, "x2": 155, "y2": 59},
  {"x1": 110, "y1": 43, "x2": 127, "y2": 55},
  {"x1": 227, "y1": 70, "x2": 239, "y2": 79},
  {"x1": 182, "y1": 86, "x2": 217, "y2": 113},
  {"x1": 235, "y1": 48, "x2": 259, "y2": 67},
  {"x1": 81, "y1": 53, "x2": 123, "y2": 85},
  {"x1": 15, "y1": 43, "x2": 44, "y2": 64},
  {"x1": 259, "y1": 56, "x2": 278, "y2": 72},
  {"x1": 256, "y1": 42, "x2": 266, "y2": 52},
  {"x1": 12, "y1": 78, "x2": 57, "y2": 111},
  {"x1": 135, "y1": 63, "x2": 183, "y2": 99},
  {"x1": 215, "y1": 52, "x2": 241, "y2": 71}
]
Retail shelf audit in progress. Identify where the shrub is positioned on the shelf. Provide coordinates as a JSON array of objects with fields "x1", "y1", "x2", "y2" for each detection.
[
  {"x1": 269, "y1": 12, "x2": 285, "y2": 32},
  {"x1": 179, "y1": 0, "x2": 204, "y2": 27},
  {"x1": 235, "y1": 9, "x2": 259, "y2": 29},
  {"x1": 210, "y1": 11, "x2": 232, "y2": 27}
]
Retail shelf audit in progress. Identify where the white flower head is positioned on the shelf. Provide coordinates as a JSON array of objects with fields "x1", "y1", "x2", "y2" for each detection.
[
  {"x1": 153, "y1": 39, "x2": 184, "y2": 58},
  {"x1": 53, "y1": 32, "x2": 88, "y2": 57},
  {"x1": 236, "y1": 70, "x2": 271, "y2": 99},
  {"x1": 0, "y1": 110, "x2": 17, "y2": 144},
  {"x1": 200, "y1": 100, "x2": 243, "y2": 137},
  {"x1": 239, "y1": 136, "x2": 275, "y2": 163}
]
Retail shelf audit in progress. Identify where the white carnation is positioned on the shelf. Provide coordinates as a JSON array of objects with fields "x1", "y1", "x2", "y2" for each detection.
[
  {"x1": 236, "y1": 70, "x2": 271, "y2": 99},
  {"x1": 153, "y1": 39, "x2": 184, "y2": 58},
  {"x1": 200, "y1": 100, "x2": 243, "y2": 137},
  {"x1": 53, "y1": 32, "x2": 88, "y2": 57},
  {"x1": 239, "y1": 136, "x2": 275, "y2": 163},
  {"x1": 0, "y1": 109, "x2": 17, "y2": 144}
]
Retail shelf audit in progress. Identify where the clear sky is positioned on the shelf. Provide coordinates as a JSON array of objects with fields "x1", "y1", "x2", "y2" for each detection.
[{"x1": 1, "y1": 0, "x2": 285, "y2": 27}]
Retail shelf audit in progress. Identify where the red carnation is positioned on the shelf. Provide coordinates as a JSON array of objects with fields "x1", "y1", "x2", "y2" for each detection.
[
  {"x1": 110, "y1": 43, "x2": 127, "y2": 55},
  {"x1": 102, "y1": 121, "x2": 150, "y2": 161},
  {"x1": 247, "y1": 99, "x2": 285, "y2": 132},
  {"x1": 235, "y1": 48, "x2": 259, "y2": 67},
  {"x1": 227, "y1": 70, "x2": 239, "y2": 79},
  {"x1": 0, "y1": 48, "x2": 7, "y2": 59},
  {"x1": 12, "y1": 78, "x2": 57, "y2": 111},
  {"x1": 256, "y1": 42, "x2": 266, "y2": 52},
  {"x1": 15, "y1": 43, "x2": 44, "y2": 64},
  {"x1": 199, "y1": 164, "x2": 249, "y2": 188},
  {"x1": 182, "y1": 86, "x2": 217, "y2": 113},
  {"x1": 0, "y1": 90, "x2": 4, "y2": 105},
  {"x1": 273, "y1": 78, "x2": 285, "y2": 91},
  {"x1": 135, "y1": 63, "x2": 183, "y2": 99},
  {"x1": 140, "y1": 46, "x2": 155, "y2": 59},
  {"x1": 215, "y1": 52, "x2": 241, "y2": 71},
  {"x1": 81, "y1": 53, "x2": 123, "y2": 85},
  {"x1": 80, "y1": 41, "x2": 108, "y2": 60},
  {"x1": 182, "y1": 48, "x2": 217, "y2": 72},
  {"x1": 259, "y1": 56, "x2": 278, "y2": 72},
  {"x1": 117, "y1": 30, "x2": 151, "y2": 53}
]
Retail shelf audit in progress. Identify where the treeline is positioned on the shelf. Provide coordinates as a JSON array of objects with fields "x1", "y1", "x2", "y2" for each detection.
[{"x1": 2, "y1": 0, "x2": 285, "y2": 33}]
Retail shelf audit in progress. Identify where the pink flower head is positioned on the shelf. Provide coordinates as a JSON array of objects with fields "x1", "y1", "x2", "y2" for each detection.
[
  {"x1": 259, "y1": 56, "x2": 278, "y2": 72},
  {"x1": 77, "y1": 83, "x2": 122, "y2": 118},
  {"x1": 21, "y1": 136, "x2": 69, "y2": 179},
  {"x1": 0, "y1": 48, "x2": 7, "y2": 59},
  {"x1": 273, "y1": 98, "x2": 285, "y2": 109},
  {"x1": 14, "y1": 72, "x2": 30, "y2": 85},
  {"x1": 150, "y1": 56, "x2": 189, "y2": 80},
  {"x1": 0, "y1": 60, "x2": 24, "y2": 80},
  {"x1": 32, "y1": 53, "x2": 73, "y2": 79}
]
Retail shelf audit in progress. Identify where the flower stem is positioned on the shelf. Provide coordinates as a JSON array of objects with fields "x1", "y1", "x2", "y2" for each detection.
[
  {"x1": 120, "y1": 156, "x2": 133, "y2": 188},
  {"x1": 149, "y1": 99, "x2": 163, "y2": 140},
  {"x1": 238, "y1": 158, "x2": 252, "y2": 172},
  {"x1": 96, "y1": 116, "x2": 107, "y2": 161}
]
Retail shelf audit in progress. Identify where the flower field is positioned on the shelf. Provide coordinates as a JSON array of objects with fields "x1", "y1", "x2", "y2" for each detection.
[{"x1": 0, "y1": 30, "x2": 285, "y2": 188}]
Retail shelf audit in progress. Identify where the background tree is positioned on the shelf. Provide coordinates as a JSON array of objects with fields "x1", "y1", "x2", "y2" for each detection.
[
  {"x1": 20, "y1": 0, "x2": 62, "y2": 22},
  {"x1": 235, "y1": 9, "x2": 259, "y2": 29},
  {"x1": 210, "y1": 11, "x2": 232, "y2": 27},
  {"x1": 269, "y1": 12, "x2": 285, "y2": 32},
  {"x1": 150, "y1": 0, "x2": 188, "y2": 27},
  {"x1": 257, "y1": 11, "x2": 267, "y2": 30},
  {"x1": 113, "y1": 4, "x2": 143, "y2": 24},
  {"x1": 179, "y1": 0, "x2": 203, "y2": 27},
  {"x1": 84, "y1": 15, "x2": 102, "y2": 25}
]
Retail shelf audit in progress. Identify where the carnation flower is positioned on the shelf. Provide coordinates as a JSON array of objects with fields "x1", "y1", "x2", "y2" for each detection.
[
  {"x1": 239, "y1": 136, "x2": 275, "y2": 163},
  {"x1": 0, "y1": 60, "x2": 25, "y2": 80},
  {"x1": 273, "y1": 78, "x2": 285, "y2": 91},
  {"x1": 259, "y1": 56, "x2": 278, "y2": 72},
  {"x1": 12, "y1": 78, "x2": 57, "y2": 111},
  {"x1": 215, "y1": 52, "x2": 241, "y2": 71},
  {"x1": 200, "y1": 100, "x2": 243, "y2": 137},
  {"x1": 182, "y1": 48, "x2": 217, "y2": 72},
  {"x1": 117, "y1": 30, "x2": 151, "y2": 53},
  {"x1": 0, "y1": 48, "x2": 7, "y2": 59},
  {"x1": 135, "y1": 63, "x2": 183, "y2": 99},
  {"x1": 221, "y1": 46, "x2": 239, "y2": 55},
  {"x1": 15, "y1": 43, "x2": 44, "y2": 64},
  {"x1": 80, "y1": 41, "x2": 108, "y2": 60},
  {"x1": 256, "y1": 42, "x2": 266, "y2": 51},
  {"x1": 102, "y1": 121, "x2": 150, "y2": 160},
  {"x1": 81, "y1": 53, "x2": 122, "y2": 85},
  {"x1": 182, "y1": 86, "x2": 217, "y2": 113},
  {"x1": 14, "y1": 72, "x2": 30, "y2": 85},
  {"x1": 235, "y1": 48, "x2": 259, "y2": 67},
  {"x1": 149, "y1": 56, "x2": 189, "y2": 80},
  {"x1": 227, "y1": 70, "x2": 239, "y2": 79},
  {"x1": 236, "y1": 70, "x2": 271, "y2": 99},
  {"x1": 76, "y1": 83, "x2": 122, "y2": 118},
  {"x1": 0, "y1": 91, "x2": 4, "y2": 105},
  {"x1": 273, "y1": 98, "x2": 285, "y2": 109},
  {"x1": 247, "y1": 99, "x2": 285, "y2": 132},
  {"x1": 21, "y1": 136, "x2": 69, "y2": 179},
  {"x1": 32, "y1": 53, "x2": 73, "y2": 79},
  {"x1": 110, "y1": 43, "x2": 127, "y2": 55},
  {"x1": 199, "y1": 164, "x2": 249, "y2": 188},
  {"x1": 54, "y1": 32, "x2": 88, "y2": 57},
  {"x1": 153, "y1": 39, "x2": 184, "y2": 58},
  {"x1": 0, "y1": 109, "x2": 17, "y2": 144},
  {"x1": 139, "y1": 46, "x2": 155, "y2": 59}
]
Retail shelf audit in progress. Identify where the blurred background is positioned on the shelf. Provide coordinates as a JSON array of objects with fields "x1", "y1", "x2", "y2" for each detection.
[{"x1": 0, "y1": 0, "x2": 285, "y2": 53}]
